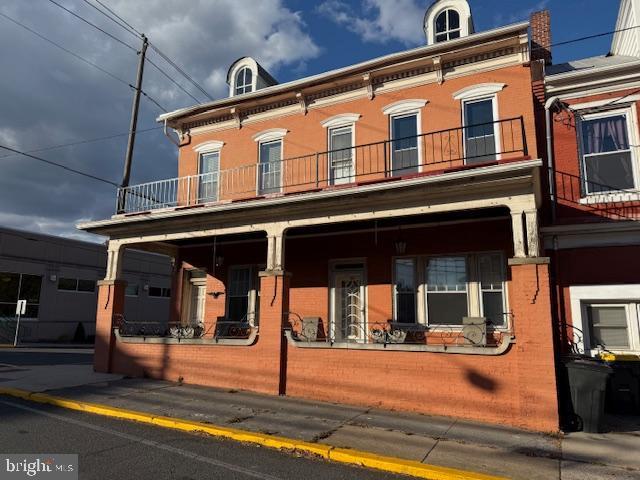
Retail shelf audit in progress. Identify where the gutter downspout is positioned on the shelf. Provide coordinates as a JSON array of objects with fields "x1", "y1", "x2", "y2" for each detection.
[
  {"x1": 545, "y1": 96, "x2": 560, "y2": 223},
  {"x1": 163, "y1": 119, "x2": 181, "y2": 147}
]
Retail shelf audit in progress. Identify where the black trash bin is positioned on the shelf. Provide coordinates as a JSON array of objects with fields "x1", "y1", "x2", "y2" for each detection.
[
  {"x1": 605, "y1": 360, "x2": 640, "y2": 414},
  {"x1": 565, "y1": 359, "x2": 612, "y2": 433}
]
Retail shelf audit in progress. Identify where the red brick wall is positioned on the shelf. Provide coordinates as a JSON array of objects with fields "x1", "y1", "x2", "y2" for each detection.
[{"x1": 101, "y1": 220, "x2": 559, "y2": 432}]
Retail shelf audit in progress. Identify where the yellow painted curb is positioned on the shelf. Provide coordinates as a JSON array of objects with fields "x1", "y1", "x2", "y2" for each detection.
[{"x1": 0, "y1": 387, "x2": 507, "y2": 480}]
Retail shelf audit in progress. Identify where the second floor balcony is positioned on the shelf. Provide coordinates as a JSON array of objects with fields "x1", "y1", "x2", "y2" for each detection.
[{"x1": 117, "y1": 117, "x2": 529, "y2": 215}]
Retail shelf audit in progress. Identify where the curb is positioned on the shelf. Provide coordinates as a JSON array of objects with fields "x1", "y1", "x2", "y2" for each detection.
[{"x1": 0, "y1": 387, "x2": 507, "y2": 480}]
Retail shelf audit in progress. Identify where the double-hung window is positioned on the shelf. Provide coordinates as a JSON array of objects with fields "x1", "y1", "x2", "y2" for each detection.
[
  {"x1": 585, "y1": 303, "x2": 640, "y2": 353},
  {"x1": 227, "y1": 266, "x2": 257, "y2": 325},
  {"x1": 328, "y1": 125, "x2": 355, "y2": 185},
  {"x1": 392, "y1": 253, "x2": 507, "y2": 327},
  {"x1": 464, "y1": 97, "x2": 499, "y2": 164},
  {"x1": 198, "y1": 151, "x2": 220, "y2": 203},
  {"x1": 578, "y1": 109, "x2": 638, "y2": 195},
  {"x1": 390, "y1": 113, "x2": 420, "y2": 176},
  {"x1": 235, "y1": 67, "x2": 253, "y2": 95},
  {"x1": 258, "y1": 140, "x2": 282, "y2": 195}
]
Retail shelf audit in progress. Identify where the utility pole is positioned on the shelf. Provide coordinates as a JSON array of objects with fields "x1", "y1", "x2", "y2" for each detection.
[{"x1": 119, "y1": 34, "x2": 148, "y2": 212}]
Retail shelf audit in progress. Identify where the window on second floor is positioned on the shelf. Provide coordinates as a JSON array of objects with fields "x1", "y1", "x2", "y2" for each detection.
[
  {"x1": 435, "y1": 9, "x2": 461, "y2": 43},
  {"x1": 578, "y1": 109, "x2": 638, "y2": 195},
  {"x1": 235, "y1": 67, "x2": 253, "y2": 95},
  {"x1": 198, "y1": 151, "x2": 220, "y2": 203},
  {"x1": 258, "y1": 139, "x2": 282, "y2": 195}
]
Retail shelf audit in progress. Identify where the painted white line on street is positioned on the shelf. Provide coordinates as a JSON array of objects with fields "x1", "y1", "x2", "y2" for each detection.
[{"x1": 0, "y1": 399, "x2": 283, "y2": 480}]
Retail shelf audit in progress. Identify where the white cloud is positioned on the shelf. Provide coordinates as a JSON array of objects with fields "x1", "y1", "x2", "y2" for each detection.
[
  {"x1": 317, "y1": 0, "x2": 426, "y2": 46},
  {"x1": 108, "y1": 0, "x2": 321, "y2": 99}
]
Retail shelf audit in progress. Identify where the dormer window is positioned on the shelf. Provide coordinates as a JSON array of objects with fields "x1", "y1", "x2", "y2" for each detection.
[
  {"x1": 235, "y1": 67, "x2": 253, "y2": 95},
  {"x1": 423, "y1": 0, "x2": 473, "y2": 46},
  {"x1": 227, "y1": 57, "x2": 278, "y2": 98},
  {"x1": 435, "y1": 9, "x2": 461, "y2": 42}
]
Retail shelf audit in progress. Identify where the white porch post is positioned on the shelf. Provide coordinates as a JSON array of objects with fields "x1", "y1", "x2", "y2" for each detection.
[
  {"x1": 265, "y1": 226, "x2": 286, "y2": 273},
  {"x1": 510, "y1": 210, "x2": 527, "y2": 258},
  {"x1": 525, "y1": 209, "x2": 540, "y2": 257}
]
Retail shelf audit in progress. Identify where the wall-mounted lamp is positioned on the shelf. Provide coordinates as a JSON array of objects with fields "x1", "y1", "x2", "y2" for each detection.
[
  {"x1": 394, "y1": 240, "x2": 407, "y2": 255},
  {"x1": 215, "y1": 256, "x2": 224, "y2": 267},
  {"x1": 49, "y1": 274, "x2": 57, "y2": 282},
  {"x1": 208, "y1": 291, "x2": 224, "y2": 299},
  {"x1": 143, "y1": 284, "x2": 150, "y2": 291}
]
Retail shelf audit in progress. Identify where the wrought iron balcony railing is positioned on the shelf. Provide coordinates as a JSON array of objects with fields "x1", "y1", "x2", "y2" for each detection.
[{"x1": 117, "y1": 117, "x2": 528, "y2": 214}]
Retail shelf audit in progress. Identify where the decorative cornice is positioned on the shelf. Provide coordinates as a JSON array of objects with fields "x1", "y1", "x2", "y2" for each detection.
[
  {"x1": 453, "y1": 82, "x2": 506, "y2": 100},
  {"x1": 252, "y1": 128, "x2": 288, "y2": 143},
  {"x1": 193, "y1": 140, "x2": 224, "y2": 153},
  {"x1": 382, "y1": 99, "x2": 428, "y2": 116},
  {"x1": 320, "y1": 113, "x2": 361, "y2": 129}
]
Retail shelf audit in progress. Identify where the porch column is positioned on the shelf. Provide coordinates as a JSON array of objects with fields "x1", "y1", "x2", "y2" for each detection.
[
  {"x1": 510, "y1": 207, "x2": 541, "y2": 258},
  {"x1": 94, "y1": 241, "x2": 126, "y2": 373},
  {"x1": 259, "y1": 227, "x2": 289, "y2": 394},
  {"x1": 507, "y1": 257, "x2": 559, "y2": 431}
]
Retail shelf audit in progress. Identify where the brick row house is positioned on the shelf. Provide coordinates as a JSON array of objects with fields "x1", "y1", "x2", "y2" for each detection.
[
  {"x1": 543, "y1": 2, "x2": 640, "y2": 375},
  {"x1": 80, "y1": 0, "x2": 560, "y2": 432}
]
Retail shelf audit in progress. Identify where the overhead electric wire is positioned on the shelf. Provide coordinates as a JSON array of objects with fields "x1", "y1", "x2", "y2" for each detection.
[
  {"x1": 0, "y1": 126, "x2": 163, "y2": 160},
  {"x1": 0, "y1": 144, "x2": 119, "y2": 186},
  {"x1": 80, "y1": 0, "x2": 140, "y2": 39},
  {"x1": 46, "y1": 0, "x2": 136, "y2": 52},
  {"x1": 145, "y1": 56, "x2": 204, "y2": 104},
  {"x1": 0, "y1": 11, "x2": 168, "y2": 112},
  {"x1": 94, "y1": 0, "x2": 143, "y2": 37},
  {"x1": 149, "y1": 44, "x2": 214, "y2": 101}
]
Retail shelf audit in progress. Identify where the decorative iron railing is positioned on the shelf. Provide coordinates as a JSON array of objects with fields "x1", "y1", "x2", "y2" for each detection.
[
  {"x1": 116, "y1": 117, "x2": 528, "y2": 214},
  {"x1": 286, "y1": 313, "x2": 508, "y2": 348},
  {"x1": 114, "y1": 315, "x2": 254, "y2": 341},
  {"x1": 555, "y1": 170, "x2": 640, "y2": 221}
]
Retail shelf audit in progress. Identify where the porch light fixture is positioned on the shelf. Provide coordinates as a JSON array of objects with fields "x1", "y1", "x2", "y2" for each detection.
[
  {"x1": 215, "y1": 255, "x2": 224, "y2": 267},
  {"x1": 394, "y1": 240, "x2": 407, "y2": 255}
]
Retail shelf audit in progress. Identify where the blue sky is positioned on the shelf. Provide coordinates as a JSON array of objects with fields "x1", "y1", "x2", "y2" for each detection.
[{"x1": 281, "y1": 0, "x2": 620, "y2": 83}]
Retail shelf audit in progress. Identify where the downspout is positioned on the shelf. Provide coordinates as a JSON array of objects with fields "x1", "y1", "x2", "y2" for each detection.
[
  {"x1": 545, "y1": 96, "x2": 560, "y2": 223},
  {"x1": 163, "y1": 119, "x2": 181, "y2": 147}
]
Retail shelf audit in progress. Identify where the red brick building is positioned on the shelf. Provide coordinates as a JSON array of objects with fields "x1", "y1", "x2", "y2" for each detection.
[
  {"x1": 80, "y1": 0, "x2": 559, "y2": 432},
  {"x1": 543, "y1": 0, "x2": 640, "y2": 361}
]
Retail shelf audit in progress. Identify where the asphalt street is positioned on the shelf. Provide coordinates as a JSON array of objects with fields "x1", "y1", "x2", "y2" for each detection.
[
  {"x1": 0, "y1": 348, "x2": 93, "y2": 366},
  {"x1": 0, "y1": 397, "x2": 405, "y2": 480}
]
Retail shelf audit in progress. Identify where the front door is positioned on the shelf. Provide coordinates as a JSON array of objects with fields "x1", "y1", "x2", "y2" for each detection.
[{"x1": 331, "y1": 267, "x2": 366, "y2": 342}]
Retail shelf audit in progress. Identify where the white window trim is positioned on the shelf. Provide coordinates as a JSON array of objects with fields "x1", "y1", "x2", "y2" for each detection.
[
  {"x1": 389, "y1": 110, "x2": 424, "y2": 174},
  {"x1": 228, "y1": 58, "x2": 258, "y2": 97},
  {"x1": 327, "y1": 123, "x2": 356, "y2": 185},
  {"x1": 257, "y1": 138, "x2": 284, "y2": 195},
  {"x1": 576, "y1": 106, "x2": 640, "y2": 198},
  {"x1": 252, "y1": 128, "x2": 288, "y2": 143},
  {"x1": 321, "y1": 113, "x2": 361, "y2": 129},
  {"x1": 569, "y1": 284, "x2": 640, "y2": 355},
  {"x1": 382, "y1": 99, "x2": 428, "y2": 116},
  {"x1": 193, "y1": 140, "x2": 224, "y2": 153},
  {"x1": 461, "y1": 94, "x2": 502, "y2": 163},
  {"x1": 197, "y1": 149, "x2": 221, "y2": 203},
  {"x1": 434, "y1": 9, "x2": 461, "y2": 42},
  {"x1": 453, "y1": 83, "x2": 506, "y2": 101},
  {"x1": 423, "y1": 0, "x2": 472, "y2": 45},
  {"x1": 391, "y1": 252, "x2": 509, "y2": 330}
]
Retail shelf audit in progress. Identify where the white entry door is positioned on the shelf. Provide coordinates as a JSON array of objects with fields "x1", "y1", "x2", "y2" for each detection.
[{"x1": 331, "y1": 267, "x2": 366, "y2": 342}]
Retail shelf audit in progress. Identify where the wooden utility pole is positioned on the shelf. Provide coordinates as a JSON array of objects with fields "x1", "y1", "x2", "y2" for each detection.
[{"x1": 120, "y1": 34, "x2": 148, "y2": 201}]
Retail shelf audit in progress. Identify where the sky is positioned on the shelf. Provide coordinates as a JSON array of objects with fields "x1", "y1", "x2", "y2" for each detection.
[{"x1": 0, "y1": 0, "x2": 622, "y2": 242}]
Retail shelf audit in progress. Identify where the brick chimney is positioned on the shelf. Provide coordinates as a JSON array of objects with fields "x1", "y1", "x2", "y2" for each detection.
[{"x1": 530, "y1": 10, "x2": 552, "y2": 65}]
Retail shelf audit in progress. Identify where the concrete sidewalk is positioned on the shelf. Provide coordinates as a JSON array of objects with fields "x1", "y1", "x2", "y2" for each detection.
[{"x1": 9, "y1": 376, "x2": 637, "y2": 480}]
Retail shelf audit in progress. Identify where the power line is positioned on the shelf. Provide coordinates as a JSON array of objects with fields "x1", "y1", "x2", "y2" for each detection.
[
  {"x1": 94, "y1": 0, "x2": 143, "y2": 37},
  {"x1": 0, "y1": 11, "x2": 167, "y2": 113},
  {"x1": 0, "y1": 144, "x2": 119, "y2": 186},
  {"x1": 47, "y1": 0, "x2": 205, "y2": 104},
  {"x1": 0, "y1": 126, "x2": 163, "y2": 160},
  {"x1": 46, "y1": 0, "x2": 137, "y2": 52},
  {"x1": 80, "y1": 0, "x2": 140, "y2": 40},
  {"x1": 149, "y1": 43, "x2": 214, "y2": 101}
]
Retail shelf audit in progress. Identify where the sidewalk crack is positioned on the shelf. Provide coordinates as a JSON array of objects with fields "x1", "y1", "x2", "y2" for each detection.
[{"x1": 421, "y1": 419, "x2": 457, "y2": 463}]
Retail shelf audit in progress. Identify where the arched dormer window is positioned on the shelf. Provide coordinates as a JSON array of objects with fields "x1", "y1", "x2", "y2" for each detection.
[
  {"x1": 435, "y1": 9, "x2": 460, "y2": 42},
  {"x1": 235, "y1": 67, "x2": 253, "y2": 95},
  {"x1": 423, "y1": 0, "x2": 473, "y2": 45}
]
